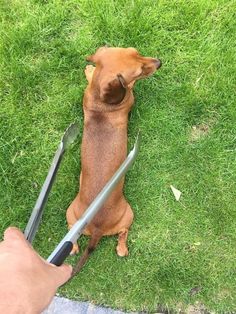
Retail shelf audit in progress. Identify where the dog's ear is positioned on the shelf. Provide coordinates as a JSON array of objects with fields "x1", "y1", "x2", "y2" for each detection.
[
  {"x1": 100, "y1": 74, "x2": 127, "y2": 105},
  {"x1": 86, "y1": 46, "x2": 107, "y2": 63},
  {"x1": 86, "y1": 54, "x2": 96, "y2": 63}
]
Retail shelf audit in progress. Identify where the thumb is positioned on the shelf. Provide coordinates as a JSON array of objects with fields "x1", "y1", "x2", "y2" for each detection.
[
  {"x1": 4, "y1": 227, "x2": 26, "y2": 242},
  {"x1": 50, "y1": 264, "x2": 73, "y2": 287}
]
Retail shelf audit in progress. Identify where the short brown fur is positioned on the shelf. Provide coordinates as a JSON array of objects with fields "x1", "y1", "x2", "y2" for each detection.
[{"x1": 66, "y1": 47, "x2": 161, "y2": 275}]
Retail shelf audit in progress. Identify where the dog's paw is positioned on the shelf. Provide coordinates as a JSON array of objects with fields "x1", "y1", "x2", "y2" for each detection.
[
  {"x1": 116, "y1": 245, "x2": 129, "y2": 257},
  {"x1": 85, "y1": 64, "x2": 95, "y2": 72},
  {"x1": 70, "y1": 243, "x2": 80, "y2": 256},
  {"x1": 85, "y1": 65, "x2": 95, "y2": 82}
]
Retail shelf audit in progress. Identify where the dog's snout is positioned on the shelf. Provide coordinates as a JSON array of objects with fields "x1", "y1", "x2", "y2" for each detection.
[{"x1": 154, "y1": 59, "x2": 162, "y2": 69}]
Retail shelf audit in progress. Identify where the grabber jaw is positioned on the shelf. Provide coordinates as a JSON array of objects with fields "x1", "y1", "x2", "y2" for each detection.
[{"x1": 24, "y1": 123, "x2": 80, "y2": 243}]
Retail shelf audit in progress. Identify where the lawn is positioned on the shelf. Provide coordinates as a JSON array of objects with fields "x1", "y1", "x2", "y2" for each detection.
[{"x1": 0, "y1": 0, "x2": 236, "y2": 312}]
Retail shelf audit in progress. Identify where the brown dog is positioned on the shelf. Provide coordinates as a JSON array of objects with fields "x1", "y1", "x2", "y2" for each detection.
[{"x1": 66, "y1": 47, "x2": 161, "y2": 274}]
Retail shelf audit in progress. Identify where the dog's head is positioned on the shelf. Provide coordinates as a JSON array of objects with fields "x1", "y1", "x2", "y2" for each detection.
[{"x1": 87, "y1": 47, "x2": 161, "y2": 105}]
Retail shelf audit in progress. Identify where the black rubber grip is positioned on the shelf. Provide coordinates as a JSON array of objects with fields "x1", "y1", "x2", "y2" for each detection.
[{"x1": 49, "y1": 241, "x2": 73, "y2": 266}]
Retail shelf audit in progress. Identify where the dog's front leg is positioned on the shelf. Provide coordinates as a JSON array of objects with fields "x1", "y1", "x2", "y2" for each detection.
[{"x1": 85, "y1": 65, "x2": 95, "y2": 83}]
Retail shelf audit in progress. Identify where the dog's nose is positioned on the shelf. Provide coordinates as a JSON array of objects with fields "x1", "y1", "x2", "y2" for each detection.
[{"x1": 154, "y1": 59, "x2": 162, "y2": 69}]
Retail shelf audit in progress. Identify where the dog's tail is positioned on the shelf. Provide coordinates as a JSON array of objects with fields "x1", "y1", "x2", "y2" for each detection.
[{"x1": 71, "y1": 229, "x2": 102, "y2": 277}]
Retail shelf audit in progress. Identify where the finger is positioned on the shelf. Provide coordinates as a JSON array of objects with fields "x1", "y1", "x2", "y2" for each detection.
[
  {"x1": 3, "y1": 227, "x2": 31, "y2": 251},
  {"x1": 4, "y1": 227, "x2": 26, "y2": 242},
  {"x1": 50, "y1": 264, "x2": 72, "y2": 287}
]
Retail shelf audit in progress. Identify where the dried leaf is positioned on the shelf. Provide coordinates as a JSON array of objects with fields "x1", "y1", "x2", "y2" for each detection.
[{"x1": 170, "y1": 185, "x2": 182, "y2": 201}]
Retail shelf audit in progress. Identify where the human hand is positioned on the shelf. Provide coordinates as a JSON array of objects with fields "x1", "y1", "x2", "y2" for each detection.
[{"x1": 0, "y1": 227, "x2": 72, "y2": 314}]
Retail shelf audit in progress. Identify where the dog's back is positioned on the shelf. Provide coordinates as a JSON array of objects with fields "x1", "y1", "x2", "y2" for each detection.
[{"x1": 66, "y1": 47, "x2": 161, "y2": 275}]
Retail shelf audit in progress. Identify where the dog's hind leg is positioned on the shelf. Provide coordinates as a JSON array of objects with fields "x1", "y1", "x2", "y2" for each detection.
[
  {"x1": 116, "y1": 203, "x2": 134, "y2": 257},
  {"x1": 66, "y1": 173, "x2": 84, "y2": 255},
  {"x1": 116, "y1": 228, "x2": 129, "y2": 257},
  {"x1": 66, "y1": 196, "x2": 80, "y2": 255}
]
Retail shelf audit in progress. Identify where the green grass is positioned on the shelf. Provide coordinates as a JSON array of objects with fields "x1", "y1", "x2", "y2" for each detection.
[{"x1": 0, "y1": 0, "x2": 236, "y2": 312}]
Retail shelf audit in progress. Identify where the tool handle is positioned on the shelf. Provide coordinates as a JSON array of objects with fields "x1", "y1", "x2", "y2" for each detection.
[{"x1": 49, "y1": 241, "x2": 73, "y2": 266}]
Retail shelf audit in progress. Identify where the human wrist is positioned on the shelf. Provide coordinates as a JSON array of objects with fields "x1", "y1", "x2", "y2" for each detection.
[{"x1": 0, "y1": 283, "x2": 36, "y2": 314}]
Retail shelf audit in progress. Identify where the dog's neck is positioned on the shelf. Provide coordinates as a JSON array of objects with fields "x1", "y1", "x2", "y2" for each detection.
[{"x1": 83, "y1": 83, "x2": 134, "y2": 115}]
